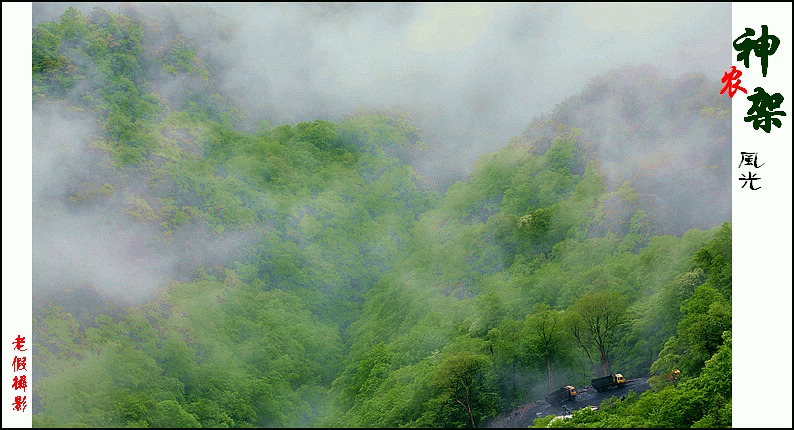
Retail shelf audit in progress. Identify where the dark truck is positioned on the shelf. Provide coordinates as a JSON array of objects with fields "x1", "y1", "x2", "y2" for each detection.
[
  {"x1": 590, "y1": 373, "x2": 626, "y2": 392},
  {"x1": 544, "y1": 385, "x2": 577, "y2": 405}
]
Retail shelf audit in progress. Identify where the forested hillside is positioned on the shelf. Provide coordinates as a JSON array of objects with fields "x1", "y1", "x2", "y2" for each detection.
[{"x1": 32, "y1": 6, "x2": 731, "y2": 428}]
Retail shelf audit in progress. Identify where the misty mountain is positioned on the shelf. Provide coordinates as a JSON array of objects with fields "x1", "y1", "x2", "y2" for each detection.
[
  {"x1": 32, "y1": 2, "x2": 730, "y2": 191},
  {"x1": 31, "y1": 6, "x2": 732, "y2": 428},
  {"x1": 515, "y1": 65, "x2": 731, "y2": 236}
]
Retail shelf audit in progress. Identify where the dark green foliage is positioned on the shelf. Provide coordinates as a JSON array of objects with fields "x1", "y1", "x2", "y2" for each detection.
[
  {"x1": 424, "y1": 351, "x2": 499, "y2": 427},
  {"x1": 691, "y1": 222, "x2": 732, "y2": 300},
  {"x1": 530, "y1": 332, "x2": 731, "y2": 428},
  {"x1": 150, "y1": 400, "x2": 201, "y2": 428}
]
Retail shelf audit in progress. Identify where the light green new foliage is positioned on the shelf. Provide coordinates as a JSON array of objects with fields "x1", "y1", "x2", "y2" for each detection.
[{"x1": 32, "y1": 6, "x2": 731, "y2": 428}]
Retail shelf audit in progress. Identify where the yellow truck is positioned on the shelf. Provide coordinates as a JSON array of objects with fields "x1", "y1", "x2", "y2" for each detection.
[
  {"x1": 544, "y1": 385, "x2": 577, "y2": 405},
  {"x1": 590, "y1": 373, "x2": 626, "y2": 392}
]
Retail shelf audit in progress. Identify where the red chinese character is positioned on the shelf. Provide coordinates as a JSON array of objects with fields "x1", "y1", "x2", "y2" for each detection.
[
  {"x1": 12, "y1": 375, "x2": 28, "y2": 392},
  {"x1": 12, "y1": 395, "x2": 27, "y2": 412},
  {"x1": 12, "y1": 356, "x2": 27, "y2": 372},
  {"x1": 720, "y1": 66, "x2": 748, "y2": 98},
  {"x1": 12, "y1": 335, "x2": 27, "y2": 351}
]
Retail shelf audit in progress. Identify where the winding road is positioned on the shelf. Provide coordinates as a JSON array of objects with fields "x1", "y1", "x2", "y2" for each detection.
[{"x1": 486, "y1": 378, "x2": 651, "y2": 428}]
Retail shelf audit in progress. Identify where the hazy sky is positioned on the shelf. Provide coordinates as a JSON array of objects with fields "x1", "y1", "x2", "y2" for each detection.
[
  {"x1": 33, "y1": 2, "x2": 731, "y2": 185},
  {"x1": 28, "y1": 2, "x2": 732, "y2": 301}
]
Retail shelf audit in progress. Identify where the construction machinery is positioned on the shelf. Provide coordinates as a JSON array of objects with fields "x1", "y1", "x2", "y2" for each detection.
[{"x1": 664, "y1": 368, "x2": 681, "y2": 385}]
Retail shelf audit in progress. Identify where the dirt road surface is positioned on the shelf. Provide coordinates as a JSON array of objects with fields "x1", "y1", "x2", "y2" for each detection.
[{"x1": 486, "y1": 378, "x2": 651, "y2": 428}]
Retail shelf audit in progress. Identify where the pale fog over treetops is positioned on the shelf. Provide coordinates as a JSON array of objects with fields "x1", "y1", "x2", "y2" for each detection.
[{"x1": 32, "y1": 3, "x2": 732, "y2": 429}]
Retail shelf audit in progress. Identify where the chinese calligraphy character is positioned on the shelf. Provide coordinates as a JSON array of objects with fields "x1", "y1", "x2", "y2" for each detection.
[
  {"x1": 733, "y1": 25, "x2": 780, "y2": 77},
  {"x1": 12, "y1": 375, "x2": 27, "y2": 392},
  {"x1": 745, "y1": 88, "x2": 786, "y2": 133},
  {"x1": 12, "y1": 356, "x2": 27, "y2": 372},
  {"x1": 721, "y1": 66, "x2": 748, "y2": 98},
  {"x1": 739, "y1": 172, "x2": 762, "y2": 190},
  {"x1": 12, "y1": 395, "x2": 27, "y2": 412},
  {"x1": 12, "y1": 335, "x2": 27, "y2": 351},
  {"x1": 738, "y1": 152, "x2": 765, "y2": 168}
]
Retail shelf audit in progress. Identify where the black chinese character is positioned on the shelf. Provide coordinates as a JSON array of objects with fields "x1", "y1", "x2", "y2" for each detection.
[
  {"x1": 745, "y1": 87, "x2": 786, "y2": 133},
  {"x1": 738, "y1": 152, "x2": 764, "y2": 168},
  {"x1": 733, "y1": 25, "x2": 780, "y2": 77},
  {"x1": 739, "y1": 172, "x2": 762, "y2": 190}
]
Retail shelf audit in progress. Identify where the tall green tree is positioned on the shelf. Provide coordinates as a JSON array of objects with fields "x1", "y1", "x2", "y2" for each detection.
[
  {"x1": 527, "y1": 304, "x2": 562, "y2": 393},
  {"x1": 429, "y1": 351, "x2": 498, "y2": 428},
  {"x1": 570, "y1": 290, "x2": 628, "y2": 376},
  {"x1": 563, "y1": 308, "x2": 598, "y2": 378}
]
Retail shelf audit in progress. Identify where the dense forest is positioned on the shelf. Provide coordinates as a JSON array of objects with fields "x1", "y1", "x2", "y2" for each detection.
[{"x1": 32, "y1": 6, "x2": 731, "y2": 428}]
